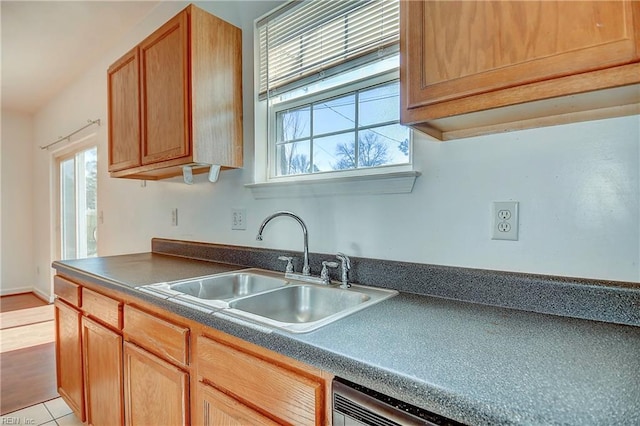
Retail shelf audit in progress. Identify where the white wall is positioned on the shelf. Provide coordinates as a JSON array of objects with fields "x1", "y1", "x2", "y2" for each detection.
[
  {"x1": 32, "y1": 1, "x2": 640, "y2": 299},
  {"x1": 1, "y1": 110, "x2": 35, "y2": 295}
]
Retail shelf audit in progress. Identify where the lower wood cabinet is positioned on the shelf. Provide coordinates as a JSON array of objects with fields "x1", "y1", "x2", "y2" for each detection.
[
  {"x1": 197, "y1": 334, "x2": 328, "y2": 426},
  {"x1": 82, "y1": 316, "x2": 124, "y2": 426},
  {"x1": 54, "y1": 274, "x2": 331, "y2": 426},
  {"x1": 123, "y1": 304, "x2": 189, "y2": 367},
  {"x1": 123, "y1": 341, "x2": 189, "y2": 426},
  {"x1": 195, "y1": 382, "x2": 279, "y2": 426},
  {"x1": 54, "y1": 299, "x2": 85, "y2": 422}
]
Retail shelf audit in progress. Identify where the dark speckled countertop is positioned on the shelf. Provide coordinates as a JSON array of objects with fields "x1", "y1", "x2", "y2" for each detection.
[
  {"x1": 54, "y1": 252, "x2": 241, "y2": 287},
  {"x1": 53, "y1": 251, "x2": 640, "y2": 426}
]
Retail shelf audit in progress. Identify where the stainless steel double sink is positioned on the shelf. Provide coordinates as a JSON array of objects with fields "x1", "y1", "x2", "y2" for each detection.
[{"x1": 138, "y1": 268, "x2": 397, "y2": 333}]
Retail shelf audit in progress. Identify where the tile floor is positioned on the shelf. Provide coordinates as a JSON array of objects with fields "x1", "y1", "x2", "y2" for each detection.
[{"x1": 0, "y1": 397, "x2": 82, "y2": 426}]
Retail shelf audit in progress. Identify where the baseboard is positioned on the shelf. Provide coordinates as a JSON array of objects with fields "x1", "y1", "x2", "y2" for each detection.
[
  {"x1": 33, "y1": 288, "x2": 53, "y2": 304},
  {"x1": 0, "y1": 287, "x2": 34, "y2": 297}
]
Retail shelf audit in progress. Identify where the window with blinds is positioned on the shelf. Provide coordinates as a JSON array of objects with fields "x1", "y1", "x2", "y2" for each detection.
[
  {"x1": 255, "y1": 0, "x2": 410, "y2": 180},
  {"x1": 258, "y1": 0, "x2": 400, "y2": 99}
]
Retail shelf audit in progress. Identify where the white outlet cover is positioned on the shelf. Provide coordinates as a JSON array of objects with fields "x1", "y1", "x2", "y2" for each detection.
[{"x1": 492, "y1": 201, "x2": 519, "y2": 241}]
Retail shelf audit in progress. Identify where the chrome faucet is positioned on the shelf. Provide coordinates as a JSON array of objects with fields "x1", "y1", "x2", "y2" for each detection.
[
  {"x1": 256, "y1": 211, "x2": 310, "y2": 276},
  {"x1": 336, "y1": 252, "x2": 351, "y2": 288}
]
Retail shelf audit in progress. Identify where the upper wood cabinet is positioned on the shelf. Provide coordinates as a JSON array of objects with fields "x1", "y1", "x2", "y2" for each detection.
[
  {"x1": 140, "y1": 10, "x2": 190, "y2": 166},
  {"x1": 107, "y1": 4, "x2": 242, "y2": 179},
  {"x1": 401, "y1": 0, "x2": 640, "y2": 140},
  {"x1": 107, "y1": 48, "x2": 141, "y2": 172}
]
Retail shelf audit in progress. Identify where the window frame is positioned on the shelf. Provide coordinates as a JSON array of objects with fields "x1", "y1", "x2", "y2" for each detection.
[
  {"x1": 266, "y1": 68, "x2": 413, "y2": 183},
  {"x1": 250, "y1": 0, "x2": 419, "y2": 197}
]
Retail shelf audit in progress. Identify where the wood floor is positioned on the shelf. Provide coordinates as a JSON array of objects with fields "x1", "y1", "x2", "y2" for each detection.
[
  {"x1": 1, "y1": 293, "x2": 58, "y2": 415},
  {"x1": 1, "y1": 292, "x2": 48, "y2": 312}
]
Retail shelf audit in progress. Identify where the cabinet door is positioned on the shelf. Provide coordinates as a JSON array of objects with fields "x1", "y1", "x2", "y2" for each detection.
[
  {"x1": 54, "y1": 299, "x2": 85, "y2": 422},
  {"x1": 195, "y1": 383, "x2": 279, "y2": 426},
  {"x1": 198, "y1": 335, "x2": 324, "y2": 426},
  {"x1": 139, "y1": 10, "x2": 190, "y2": 165},
  {"x1": 403, "y1": 0, "x2": 640, "y2": 110},
  {"x1": 108, "y1": 47, "x2": 141, "y2": 172},
  {"x1": 82, "y1": 317, "x2": 123, "y2": 426},
  {"x1": 123, "y1": 341, "x2": 189, "y2": 426}
]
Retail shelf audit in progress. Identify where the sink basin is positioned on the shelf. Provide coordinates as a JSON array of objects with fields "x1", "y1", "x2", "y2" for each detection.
[
  {"x1": 228, "y1": 285, "x2": 370, "y2": 323},
  {"x1": 136, "y1": 269, "x2": 289, "y2": 309},
  {"x1": 169, "y1": 271, "x2": 286, "y2": 300},
  {"x1": 225, "y1": 283, "x2": 397, "y2": 333},
  {"x1": 138, "y1": 268, "x2": 397, "y2": 333}
]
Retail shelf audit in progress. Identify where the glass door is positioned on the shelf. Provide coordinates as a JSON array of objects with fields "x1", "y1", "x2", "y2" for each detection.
[{"x1": 59, "y1": 146, "x2": 98, "y2": 259}]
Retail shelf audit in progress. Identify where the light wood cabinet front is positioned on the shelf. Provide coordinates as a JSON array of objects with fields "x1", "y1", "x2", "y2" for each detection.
[
  {"x1": 124, "y1": 341, "x2": 189, "y2": 426},
  {"x1": 197, "y1": 335, "x2": 325, "y2": 426},
  {"x1": 401, "y1": 0, "x2": 640, "y2": 139},
  {"x1": 195, "y1": 382, "x2": 279, "y2": 426},
  {"x1": 54, "y1": 273, "x2": 331, "y2": 426},
  {"x1": 108, "y1": 47, "x2": 141, "y2": 172},
  {"x1": 54, "y1": 299, "x2": 85, "y2": 422},
  {"x1": 54, "y1": 275, "x2": 82, "y2": 307},
  {"x1": 140, "y1": 11, "x2": 190, "y2": 165},
  {"x1": 123, "y1": 304, "x2": 189, "y2": 367},
  {"x1": 82, "y1": 288, "x2": 123, "y2": 330},
  {"x1": 82, "y1": 317, "x2": 124, "y2": 426},
  {"x1": 107, "y1": 4, "x2": 243, "y2": 180}
]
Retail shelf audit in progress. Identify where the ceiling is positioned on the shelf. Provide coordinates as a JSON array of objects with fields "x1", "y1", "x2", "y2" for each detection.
[{"x1": 1, "y1": 1, "x2": 160, "y2": 114}]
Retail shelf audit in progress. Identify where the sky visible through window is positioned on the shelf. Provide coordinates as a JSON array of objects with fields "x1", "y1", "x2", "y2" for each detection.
[{"x1": 275, "y1": 80, "x2": 409, "y2": 176}]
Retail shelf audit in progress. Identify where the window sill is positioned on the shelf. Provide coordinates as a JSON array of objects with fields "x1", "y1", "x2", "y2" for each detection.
[{"x1": 245, "y1": 171, "x2": 420, "y2": 199}]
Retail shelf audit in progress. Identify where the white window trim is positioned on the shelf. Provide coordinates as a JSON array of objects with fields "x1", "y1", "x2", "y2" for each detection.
[{"x1": 245, "y1": 170, "x2": 420, "y2": 199}]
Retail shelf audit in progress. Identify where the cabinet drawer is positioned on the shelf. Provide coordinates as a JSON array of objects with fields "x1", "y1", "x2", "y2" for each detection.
[
  {"x1": 82, "y1": 288, "x2": 122, "y2": 330},
  {"x1": 54, "y1": 275, "x2": 82, "y2": 307},
  {"x1": 197, "y1": 335, "x2": 323, "y2": 426},
  {"x1": 123, "y1": 305, "x2": 189, "y2": 367}
]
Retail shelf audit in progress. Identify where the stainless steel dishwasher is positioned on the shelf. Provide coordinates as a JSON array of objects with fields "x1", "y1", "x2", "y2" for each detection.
[{"x1": 332, "y1": 378, "x2": 465, "y2": 426}]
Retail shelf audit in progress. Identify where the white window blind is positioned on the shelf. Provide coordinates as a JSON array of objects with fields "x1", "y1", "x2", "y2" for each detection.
[{"x1": 258, "y1": 0, "x2": 400, "y2": 100}]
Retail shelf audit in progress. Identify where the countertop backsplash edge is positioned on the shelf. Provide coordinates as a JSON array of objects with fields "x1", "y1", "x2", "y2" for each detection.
[{"x1": 151, "y1": 238, "x2": 640, "y2": 327}]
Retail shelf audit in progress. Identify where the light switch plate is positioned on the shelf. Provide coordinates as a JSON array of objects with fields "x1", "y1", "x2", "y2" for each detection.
[
  {"x1": 171, "y1": 208, "x2": 178, "y2": 227},
  {"x1": 232, "y1": 208, "x2": 246, "y2": 230}
]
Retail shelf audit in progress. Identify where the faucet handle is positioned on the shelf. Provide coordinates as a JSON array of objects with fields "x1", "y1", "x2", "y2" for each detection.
[
  {"x1": 335, "y1": 253, "x2": 351, "y2": 288},
  {"x1": 278, "y1": 256, "x2": 294, "y2": 273},
  {"x1": 320, "y1": 261, "x2": 339, "y2": 285}
]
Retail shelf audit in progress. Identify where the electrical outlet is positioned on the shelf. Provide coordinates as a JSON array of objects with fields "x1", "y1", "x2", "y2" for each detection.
[
  {"x1": 171, "y1": 208, "x2": 178, "y2": 226},
  {"x1": 492, "y1": 201, "x2": 518, "y2": 240},
  {"x1": 232, "y1": 208, "x2": 246, "y2": 230}
]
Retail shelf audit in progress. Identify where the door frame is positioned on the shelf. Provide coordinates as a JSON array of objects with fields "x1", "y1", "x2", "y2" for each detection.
[{"x1": 49, "y1": 134, "x2": 99, "y2": 298}]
